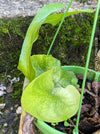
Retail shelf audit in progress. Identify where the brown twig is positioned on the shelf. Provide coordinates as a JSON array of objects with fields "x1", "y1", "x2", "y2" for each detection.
[{"x1": 85, "y1": 89, "x2": 96, "y2": 97}]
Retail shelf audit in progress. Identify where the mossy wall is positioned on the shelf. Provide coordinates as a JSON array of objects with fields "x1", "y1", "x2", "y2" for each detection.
[{"x1": 0, "y1": 13, "x2": 100, "y2": 77}]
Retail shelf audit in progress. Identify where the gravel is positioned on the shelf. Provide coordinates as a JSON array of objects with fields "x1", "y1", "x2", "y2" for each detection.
[
  {"x1": 0, "y1": 75, "x2": 23, "y2": 134},
  {"x1": 0, "y1": 0, "x2": 97, "y2": 18}
]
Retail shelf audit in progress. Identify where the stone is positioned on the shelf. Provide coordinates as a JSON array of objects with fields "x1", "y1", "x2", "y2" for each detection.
[
  {"x1": 0, "y1": 84, "x2": 6, "y2": 91},
  {"x1": 4, "y1": 123, "x2": 8, "y2": 127},
  {"x1": 0, "y1": 103, "x2": 6, "y2": 109},
  {"x1": 0, "y1": 91, "x2": 6, "y2": 96},
  {"x1": 10, "y1": 107, "x2": 13, "y2": 111},
  {"x1": 16, "y1": 106, "x2": 22, "y2": 114},
  {"x1": 11, "y1": 77, "x2": 20, "y2": 83},
  {"x1": 0, "y1": 111, "x2": 3, "y2": 115},
  {"x1": 0, "y1": 0, "x2": 97, "y2": 18}
]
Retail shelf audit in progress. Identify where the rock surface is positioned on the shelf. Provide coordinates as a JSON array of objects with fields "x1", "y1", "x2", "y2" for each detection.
[{"x1": 0, "y1": 0, "x2": 97, "y2": 18}]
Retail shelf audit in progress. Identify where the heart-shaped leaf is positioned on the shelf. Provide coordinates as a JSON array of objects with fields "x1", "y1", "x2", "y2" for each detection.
[{"x1": 21, "y1": 69, "x2": 80, "y2": 122}]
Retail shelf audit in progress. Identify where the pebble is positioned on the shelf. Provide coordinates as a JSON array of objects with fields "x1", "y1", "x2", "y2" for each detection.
[
  {"x1": 4, "y1": 123, "x2": 8, "y2": 127},
  {"x1": 0, "y1": 90, "x2": 6, "y2": 97},
  {"x1": 7, "y1": 75, "x2": 11, "y2": 78},
  {"x1": 0, "y1": 103, "x2": 6, "y2": 109},
  {"x1": 16, "y1": 106, "x2": 22, "y2": 114},
  {"x1": 10, "y1": 107, "x2": 13, "y2": 111},
  {"x1": 11, "y1": 77, "x2": 20, "y2": 83},
  {"x1": 0, "y1": 84, "x2": 6, "y2": 96},
  {"x1": 8, "y1": 76, "x2": 20, "y2": 84},
  {"x1": 0, "y1": 111, "x2": 3, "y2": 115},
  {"x1": 0, "y1": 0, "x2": 97, "y2": 18},
  {"x1": 0, "y1": 84, "x2": 6, "y2": 91}
]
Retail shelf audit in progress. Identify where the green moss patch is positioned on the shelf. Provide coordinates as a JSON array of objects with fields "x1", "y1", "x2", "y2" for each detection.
[{"x1": 0, "y1": 13, "x2": 100, "y2": 75}]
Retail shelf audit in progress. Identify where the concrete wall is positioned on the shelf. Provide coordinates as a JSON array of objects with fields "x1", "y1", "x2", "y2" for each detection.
[{"x1": 0, "y1": 0, "x2": 97, "y2": 18}]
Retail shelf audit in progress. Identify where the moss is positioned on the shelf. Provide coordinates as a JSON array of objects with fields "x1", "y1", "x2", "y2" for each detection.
[
  {"x1": 0, "y1": 72, "x2": 6, "y2": 82},
  {"x1": 33, "y1": 12, "x2": 100, "y2": 69},
  {"x1": 0, "y1": 97, "x2": 5, "y2": 103},
  {"x1": 0, "y1": 13, "x2": 100, "y2": 75},
  {"x1": 0, "y1": 16, "x2": 33, "y2": 39},
  {"x1": 10, "y1": 83, "x2": 23, "y2": 100},
  {"x1": 0, "y1": 16, "x2": 33, "y2": 74}
]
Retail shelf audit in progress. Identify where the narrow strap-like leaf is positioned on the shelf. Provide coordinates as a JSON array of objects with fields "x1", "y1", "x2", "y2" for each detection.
[
  {"x1": 17, "y1": 3, "x2": 66, "y2": 81},
  {"x1": 73, "y1": 0, "x2": 100, "y2": 133}
]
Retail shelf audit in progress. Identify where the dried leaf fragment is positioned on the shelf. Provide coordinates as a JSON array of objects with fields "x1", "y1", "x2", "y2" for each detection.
[
  {"x1": 81, "y1": 104, "x2": 91, "y2": 114},
  {"x1": 87, "y1": 82, "x2": 92, "y2": 91},
  {"x1": 92, "y1": 81, "x2": 100, "y2": 91}
]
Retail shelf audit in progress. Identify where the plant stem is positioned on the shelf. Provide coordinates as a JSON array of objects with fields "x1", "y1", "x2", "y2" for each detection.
[
  {"x1": 47, "y1": 0, "x2": 73, "y2": 55},
  {"x1": 73, "y1": 0, "x2": 100, "y2": 133}
]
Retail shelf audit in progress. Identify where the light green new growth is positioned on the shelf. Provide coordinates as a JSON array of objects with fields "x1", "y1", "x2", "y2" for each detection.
[{"x1": 21, "y1": 61, "x2": 80, "y2": 122}]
